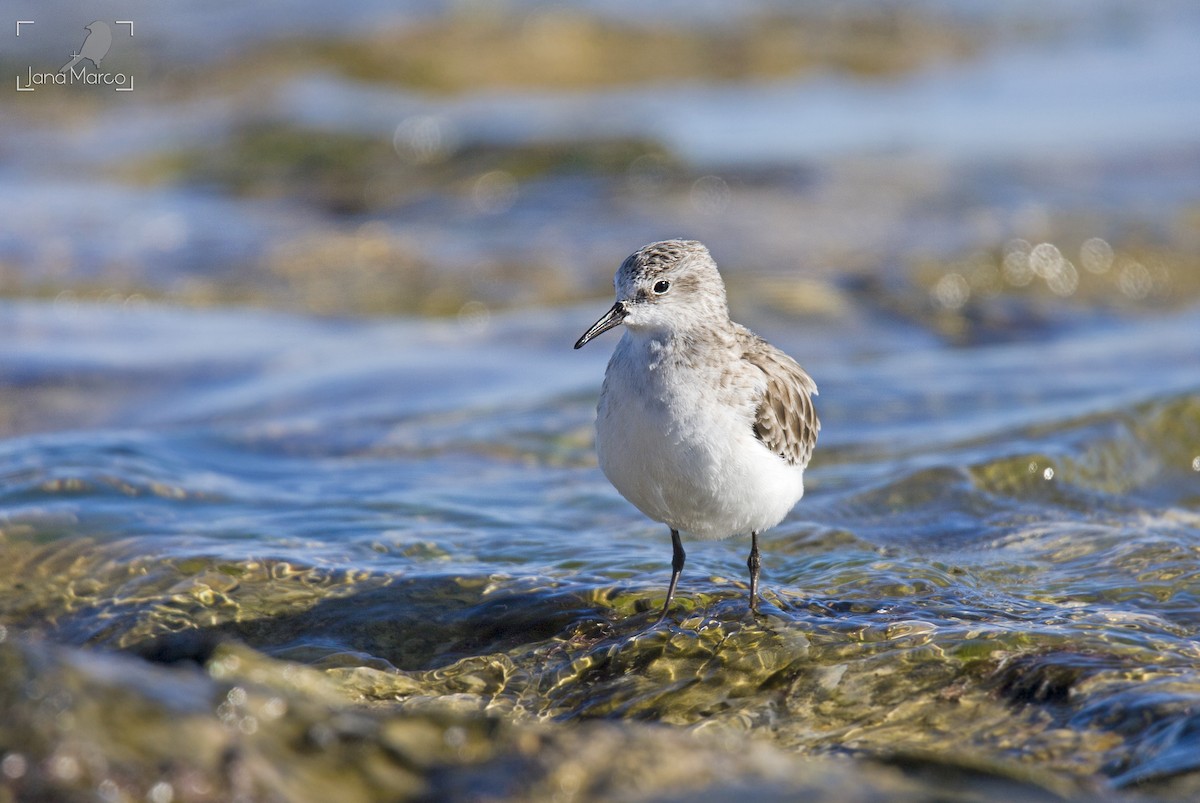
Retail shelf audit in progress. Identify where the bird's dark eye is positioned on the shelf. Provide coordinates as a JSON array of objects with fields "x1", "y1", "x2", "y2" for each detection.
[{"x1": 653, "y1": 280, "x2": 671, "y2": 295}]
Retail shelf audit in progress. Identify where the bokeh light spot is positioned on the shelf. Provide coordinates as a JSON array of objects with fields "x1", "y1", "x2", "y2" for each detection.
[
  {"x1": 1, "y1": 753, "x2": 27, "y2": 780},
  {"x1": 1118, "y1": 260, "x2": 1152, "y2": 299},
  {"x1": 1080, "y1": 237, "x2": 1114, "y2": 274},
  {"x1": 689, "y1": 175, "x2": 729, "y2": 214},
  {"x1": 148, "y1": 781, "x2": 175, "y2": 803},
  {"x1": 473, "y1": 170, "x2": 519, "y2": 214},
  {"x1": 1002, "y1": 240, "x2": 1033, "y2": 287},
  {"x1": 1028, "y1": 243, "x2": 1062, "y2": 278},
  {"x1": 933, "y1": 272, "x2": 970, "y2": 310},
  {"x1": 393, "y1": 116, "x2": 453, "y2": 164}
]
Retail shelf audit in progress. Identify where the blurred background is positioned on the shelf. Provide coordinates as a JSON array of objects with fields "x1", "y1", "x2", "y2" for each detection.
[
  {"x1": 3, "y1": 2, "x2": 1200, "y2": 801},
  {"x1": 4, "y1": 0, "x2": 1197, "y2": 327}
]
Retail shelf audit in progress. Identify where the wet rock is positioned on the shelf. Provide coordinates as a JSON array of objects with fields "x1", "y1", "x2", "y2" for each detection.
[{"x1": 0, "y1": 636, "x2": 1086, "y2": 803}]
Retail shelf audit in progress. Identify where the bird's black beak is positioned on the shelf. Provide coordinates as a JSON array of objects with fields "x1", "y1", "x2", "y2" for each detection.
[{"x1": 574, "y1": 301, "x2": 627, "y2": 349}]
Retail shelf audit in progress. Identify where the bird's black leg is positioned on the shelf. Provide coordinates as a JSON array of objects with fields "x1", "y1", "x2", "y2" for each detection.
[
  {"x1": 657, "y1": 529, "x2": 685, "y2": 623},
  {"x1": 747, "y1": 531, "x2": 761, "y2": 613}
]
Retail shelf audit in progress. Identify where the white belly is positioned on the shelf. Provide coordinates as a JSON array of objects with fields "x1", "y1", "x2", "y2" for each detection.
[{"x1": 595, "y1": 337, "x2": 805, "y2": 540}]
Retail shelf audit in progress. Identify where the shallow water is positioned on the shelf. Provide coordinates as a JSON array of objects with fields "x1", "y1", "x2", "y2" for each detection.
[
  {"x1": 5, "y1": 3, "x2": 1199, "y2": 312},
  {"x1": 1, "y1": 293, "x2": 1198, "y2": 799},
  {"x1": 3, "y1": 0, "x2": 1200, "y2": 799}
]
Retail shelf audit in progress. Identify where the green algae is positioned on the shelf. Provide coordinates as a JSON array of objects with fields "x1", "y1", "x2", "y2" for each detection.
[
  {"x1": 909, "y1": 239, "x2": 1200, "y2": 345},
  {"x1": 4, "y1": 518, "x2": 1199, "y2": 798},
  {"x1": 0, "y1": 636, "x2": 1092, "y2": 802},
  {"x1": 162, "y1": 122, "x2": 679, "y2": 215},
  {"x1": 252, "y1": 10, "x2": 982, "y2": 94}
]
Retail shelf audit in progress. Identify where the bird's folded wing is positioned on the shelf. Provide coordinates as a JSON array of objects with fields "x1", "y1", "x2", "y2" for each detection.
[{"x1": 743, "y1": 338, "x2": 820, "y2": 468}]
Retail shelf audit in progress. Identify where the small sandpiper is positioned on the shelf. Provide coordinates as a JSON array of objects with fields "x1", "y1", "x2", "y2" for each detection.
[{"x1": 575, "y1": 240, "x2": 820, "y2": 621}]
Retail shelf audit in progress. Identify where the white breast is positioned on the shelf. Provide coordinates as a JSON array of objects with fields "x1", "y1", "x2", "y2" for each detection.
[{"x1": 595, "y1": 331, "x2": 805, "y2": 540}]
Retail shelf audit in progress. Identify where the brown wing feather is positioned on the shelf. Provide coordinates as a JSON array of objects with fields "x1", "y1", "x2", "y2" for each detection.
[{"x1": 742, "y1": 335, "x2": 820, "y2": 468}]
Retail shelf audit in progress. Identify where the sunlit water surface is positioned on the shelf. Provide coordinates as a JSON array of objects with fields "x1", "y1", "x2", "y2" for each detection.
[
  {"x1": 1, "y1": 296, "x2": 1198, "y2": 799},
  {"x1": 2, "y1": 1, "x2": 1200, "y2": 799}
]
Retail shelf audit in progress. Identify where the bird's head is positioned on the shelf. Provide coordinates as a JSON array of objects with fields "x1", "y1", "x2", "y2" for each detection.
[{"x1": 574, "y1": 240, "x2": 729, "y2": 349}]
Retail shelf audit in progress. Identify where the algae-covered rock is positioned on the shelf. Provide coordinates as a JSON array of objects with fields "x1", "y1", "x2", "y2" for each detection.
[
  {"x1": 278, "y1": 10, "x2": 981, "y2": 93},
  {"x1": 0, "y1": 636, "x2": 1088, "y2": 802}
]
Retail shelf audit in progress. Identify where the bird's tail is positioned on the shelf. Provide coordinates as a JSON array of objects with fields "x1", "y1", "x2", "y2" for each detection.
[{"x1": 60, "y1": 55, "x2": 83, "y2": 73}]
